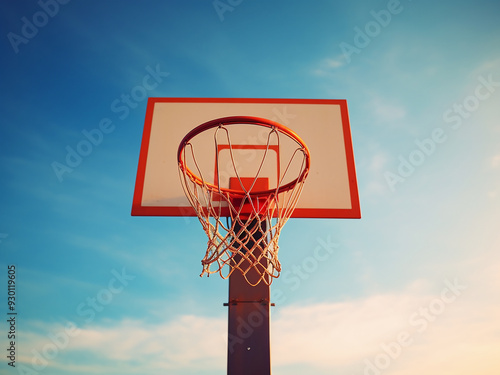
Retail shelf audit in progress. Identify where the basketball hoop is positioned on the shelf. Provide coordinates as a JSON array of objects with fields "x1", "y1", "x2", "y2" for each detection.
[{"x1": 178, "y1": 116, "x2": 311, "y2": 286}]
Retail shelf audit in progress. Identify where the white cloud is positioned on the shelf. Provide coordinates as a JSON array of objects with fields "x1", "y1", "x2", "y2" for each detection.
[
  {"x1": 312, "y1": 56, "x2": 347, "y2": 76},
  {"x1": 371, "y1": 97, "x2": 407, "y2": 123},
  {"x1": 491, "y1": 154, "x2": 500, "y2": 168},
  {"x1": 72, "y1": 316, "x2": 226, "y2": 367},
  {"x1": 368, "y1": 152, "x2": 389, "y2": 173},
  {"x1": 359, "y1": 150, "x2": 393, "y2": 197},
  {"x1": 15, "y1": 263, "x2": 500, "y2": 375},
  {"x1": 324, "y1": 57, "x2": 345, "y2": 69},
  {"x1": 15, "y1": 315, "x2": 226, "y2": 374},
  {"x1": 272, "y1": 296, "x2": 418, "y2": 368}
]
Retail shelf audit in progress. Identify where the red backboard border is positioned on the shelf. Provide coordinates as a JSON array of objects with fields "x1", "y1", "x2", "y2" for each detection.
[{"x1": 131, "y1": 98, "x2": 361, "y2": 219}]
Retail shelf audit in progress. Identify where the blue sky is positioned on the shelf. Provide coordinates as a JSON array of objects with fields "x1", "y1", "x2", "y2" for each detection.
[{"x1": 1, "y1": 0, "x2": 499, "y2": 374}]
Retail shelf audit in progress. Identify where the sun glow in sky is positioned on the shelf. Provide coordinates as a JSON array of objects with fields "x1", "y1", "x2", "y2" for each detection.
[{"x1": 1, "y1": 1, "x2": 500, "y2": 374}]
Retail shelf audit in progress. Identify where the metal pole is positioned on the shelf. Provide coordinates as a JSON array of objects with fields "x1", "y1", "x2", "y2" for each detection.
[{"x1": 226, "y1": 217, "x2": 272, "y2": 375}]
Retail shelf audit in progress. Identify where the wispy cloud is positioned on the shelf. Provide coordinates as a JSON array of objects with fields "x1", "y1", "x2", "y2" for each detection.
[
  {"x1": 370, "y1": 96, "x2": 407, "y2": 124},
  {"x1": 491, "y1": 154, "x2": 500, "y2": 169},
  {"x1": 311, "y1": 56, "x2": 347, "y2": 76},
  {"x1": 358, "y1": 147, "x2": 393, "y2": 197},
  {"x1": 14, "y1": 261, "x2": 500, "y2": 374}
]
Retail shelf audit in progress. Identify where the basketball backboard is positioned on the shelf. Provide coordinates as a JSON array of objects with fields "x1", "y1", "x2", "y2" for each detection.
[{"x1": 132, "y1": 98, "x2": 360, "y2": 219}]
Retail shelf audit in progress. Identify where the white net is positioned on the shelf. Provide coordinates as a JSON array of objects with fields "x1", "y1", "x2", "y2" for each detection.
[{"x1": 178, "y1": 118, "x2": 309, "y2": 286}]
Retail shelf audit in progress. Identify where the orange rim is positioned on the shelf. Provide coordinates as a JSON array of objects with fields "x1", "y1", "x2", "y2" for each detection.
[{"x1": 178, "y1": 116, "x2": 310, "y2": 197}]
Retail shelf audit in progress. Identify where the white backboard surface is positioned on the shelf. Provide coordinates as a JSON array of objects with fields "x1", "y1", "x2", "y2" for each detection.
[{"x1": 132, "y1": 98, "x2": 360, "y2": 218}]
